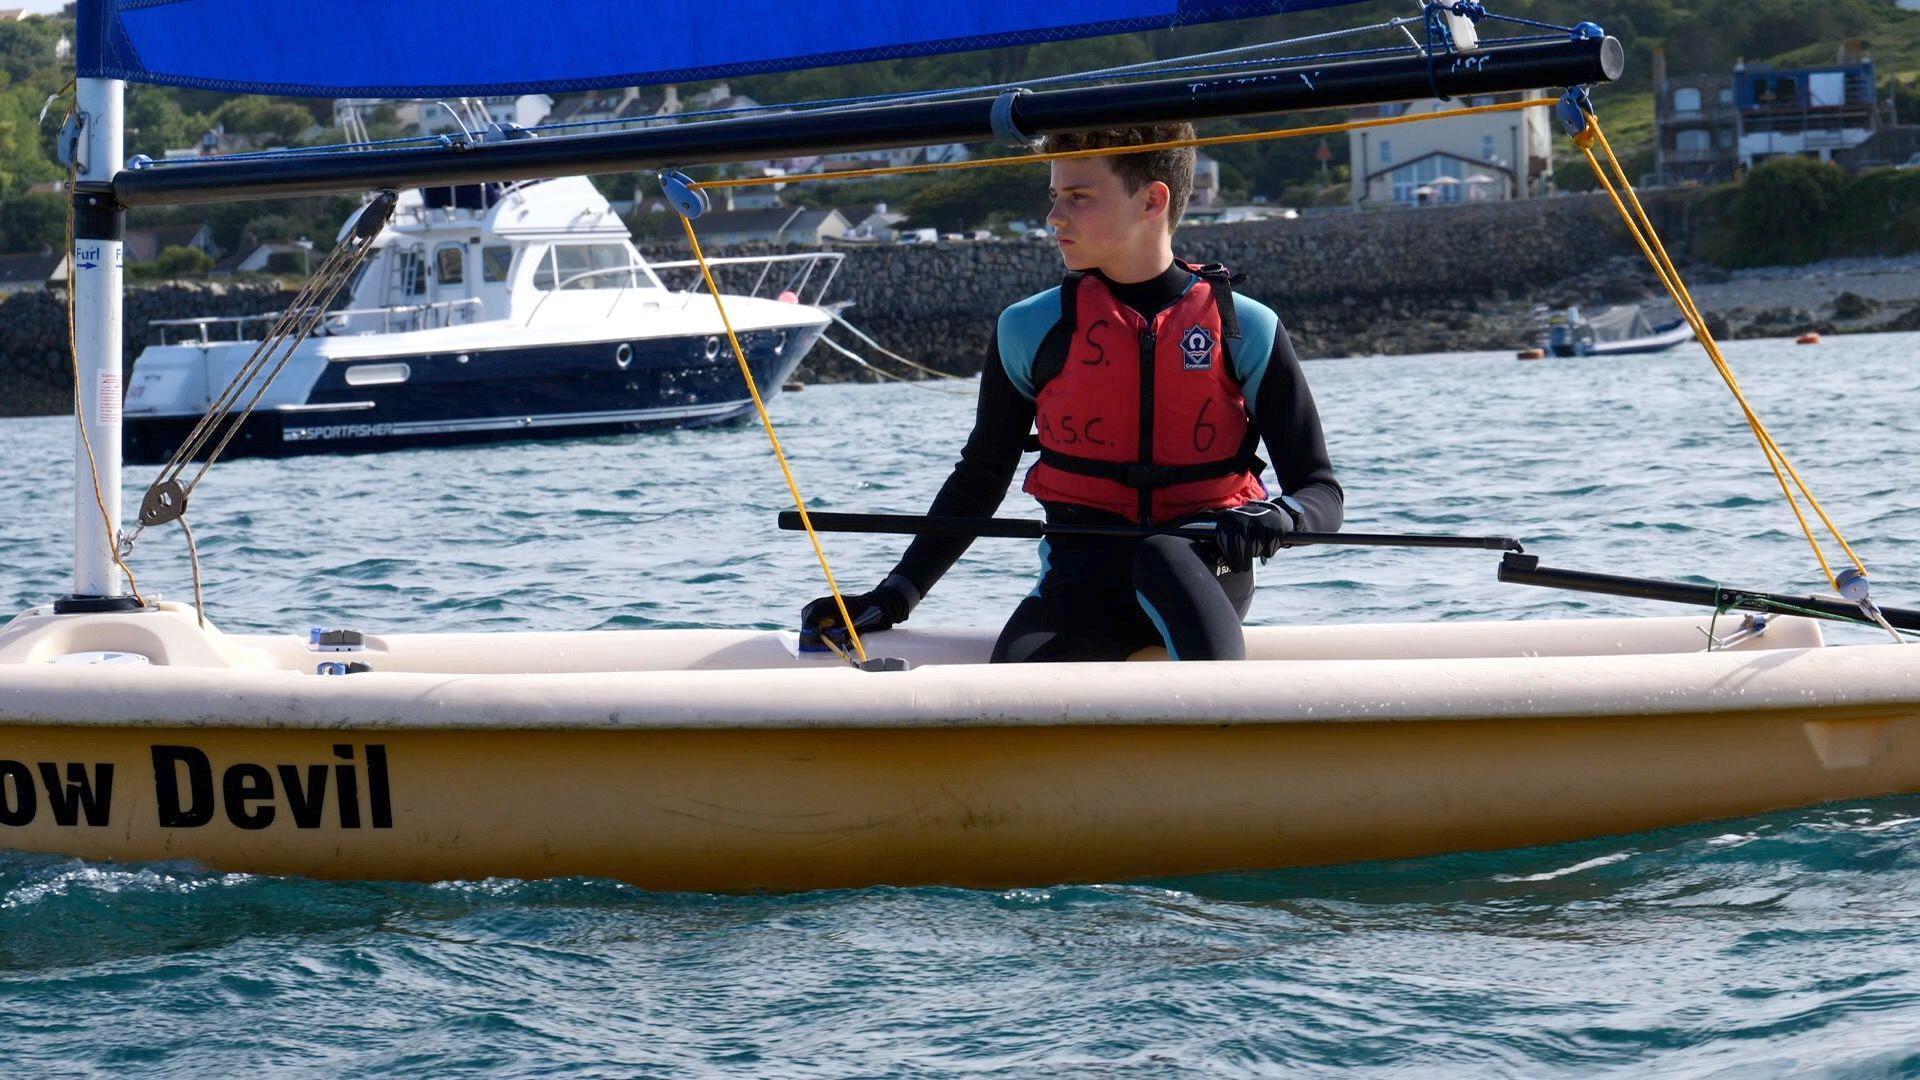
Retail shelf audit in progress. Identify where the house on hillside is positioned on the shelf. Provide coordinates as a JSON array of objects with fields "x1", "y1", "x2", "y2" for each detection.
[
  {"x1": 210, "y1": 240, "x2": 316, "y2": 276},
  {"x1": 1651, "y1": 47, "x2": 1737, "y2": 185},
  {"x1": 1191, "y1": 153, "x2": 1224, "y2": 209},
  {"x1": 1734, "y1": 45, "x2": 1879, "y2": 168},
  {"x1": 1347, "y1": 91, "x2": 1553, "y2": 207},
  {"x1": 124, "y1": 223, "x2": 216, "y2": 263},
  {"x1": 839, "y1": 203, "x2": 909, "y2": 242},
  {"x1": 690, "y1": 207, "x2": 850, "y2": 246},
  {"x1": 0, "y1": 251, "x2": 66, "y2": 295}
]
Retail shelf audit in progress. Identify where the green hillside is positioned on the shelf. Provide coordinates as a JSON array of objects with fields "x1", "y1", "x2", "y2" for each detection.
[{"x1": 1, "y1": 0, "x2": 1917, "y2": 248}]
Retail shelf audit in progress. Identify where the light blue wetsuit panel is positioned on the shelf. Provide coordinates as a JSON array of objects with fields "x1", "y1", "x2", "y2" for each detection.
[
  {"x1": 996, "y1": 286, "x2": 1064, "y2": 402},
  {"x1": 1230, "y1": 292, "x2": 1280, "y2": 416}
]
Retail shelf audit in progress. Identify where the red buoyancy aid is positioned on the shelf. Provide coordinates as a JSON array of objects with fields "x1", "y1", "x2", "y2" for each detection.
[{"x1": 1023, "y1": 263, "x2": 1266, "y2": 523}]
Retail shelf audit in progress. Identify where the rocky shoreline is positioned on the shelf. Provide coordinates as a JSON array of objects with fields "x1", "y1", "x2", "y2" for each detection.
[{"x1": 1282, "y1": 253, "x2": 1920, "y2": 362}]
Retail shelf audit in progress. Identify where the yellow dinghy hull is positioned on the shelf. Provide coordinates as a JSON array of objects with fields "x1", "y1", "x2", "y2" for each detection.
[{"x1": 1, "y1": 606, "x2": 1915, "y2": 892}]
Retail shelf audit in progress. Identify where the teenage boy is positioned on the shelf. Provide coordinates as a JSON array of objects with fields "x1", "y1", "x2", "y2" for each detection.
[{"x1": 801, "y1": 124, "x2": 1342, "y2": 662}]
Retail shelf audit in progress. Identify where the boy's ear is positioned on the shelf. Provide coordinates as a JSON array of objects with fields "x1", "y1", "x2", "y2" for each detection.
[{"x1": 1142, "y1": 180, "x2": 1171, "y2": 221}]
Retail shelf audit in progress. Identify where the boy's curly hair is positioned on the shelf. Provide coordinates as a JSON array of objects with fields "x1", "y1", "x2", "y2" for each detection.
[{"x1": 1039, "y1": 124, "x2": 1197, "y2": 231}]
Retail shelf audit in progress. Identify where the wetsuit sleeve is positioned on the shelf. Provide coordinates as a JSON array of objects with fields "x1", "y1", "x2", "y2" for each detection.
[
  {"x1": 1244, "y1": 318, "x2": 1344, "y2": 533},
  {"x1": 886, "y1": 338, "x2": 1036, "y2": 600}
]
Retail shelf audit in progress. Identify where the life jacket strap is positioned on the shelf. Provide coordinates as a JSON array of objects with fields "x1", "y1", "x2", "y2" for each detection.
[{"x1": 1036, "y1": 437, "x2": 1265, "y2": 491}]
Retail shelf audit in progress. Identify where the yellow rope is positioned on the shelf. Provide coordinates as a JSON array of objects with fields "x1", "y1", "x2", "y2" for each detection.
[
  {"x1": 674, "y1": 212, "x2": 869, "y2": 663},
  {"x1": 691, "y1": 97, "x2": 1555, "y2": 192},
  {"x1": 1577, "y1": 112, "x2": 1868, "y2": 588}
]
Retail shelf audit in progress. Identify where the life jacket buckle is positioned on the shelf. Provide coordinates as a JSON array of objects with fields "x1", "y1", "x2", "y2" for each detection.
[{"x1": 1123, "y1": 463, "x2": 1175, "y2": 489}]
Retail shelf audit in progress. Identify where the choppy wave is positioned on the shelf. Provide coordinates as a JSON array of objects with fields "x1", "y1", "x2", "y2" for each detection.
[{"x1": 2, "y1": 334, "x2": 1918, "y2": 1074}]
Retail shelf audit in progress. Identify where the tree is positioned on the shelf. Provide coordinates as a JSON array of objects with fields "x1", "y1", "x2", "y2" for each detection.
[
  {"x1": 1730, "y1": 156, "x2": 1848, "y2": 265},
  {"x1": 0, "y1": 87, "x2": 59, "y2": 195},
  {"x1": 0, "y1": 191, "x2": 65, "y2": 252},
  {"x1": 0, "y1": 20, "x2": 59, "y2": 86},
  {"x1": 903, "y1": 165, "x2": 1047, "y2": 232},
  {"x1": 126, "y1": 88, "x2": 205, "y2": 159},
  {"x1": 142, "y1": 244, "x2": 215, "y2": 279},
  {"x1": 212, "y1": 98, "x2": 315, "y2": 144}
]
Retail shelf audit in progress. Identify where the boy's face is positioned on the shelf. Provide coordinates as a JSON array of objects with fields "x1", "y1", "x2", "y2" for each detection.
[{"x1": 1046, "y1": 157, "x2": 1170, "y2": 272}]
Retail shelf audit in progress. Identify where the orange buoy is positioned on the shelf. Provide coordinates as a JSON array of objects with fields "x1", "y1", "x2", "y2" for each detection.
[
  {"x1": 1516, "y1": 348, "x2": 1547, "y2": 360},
  {"x1": 1796, "y1": 332, "x2": 1821, "y2": 345}
]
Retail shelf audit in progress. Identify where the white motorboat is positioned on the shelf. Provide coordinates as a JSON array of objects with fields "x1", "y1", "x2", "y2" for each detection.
[{"x1": 123, "y1": 177, "x2": 838, "y2": 461}]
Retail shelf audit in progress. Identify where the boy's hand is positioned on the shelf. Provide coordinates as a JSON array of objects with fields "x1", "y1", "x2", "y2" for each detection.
[
  {"x1": 1209, "y1": 500, "x2": 1296, "y2": 573},
  {"x1": 799, "y1": 575, "x2": 921, "y2": 650}
]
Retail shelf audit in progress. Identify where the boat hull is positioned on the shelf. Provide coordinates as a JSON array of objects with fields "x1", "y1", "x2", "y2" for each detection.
[
  {"x1": 1548, "y1": 318, "x2": 1695, "y2": 357},
  {"x1": 124, "y1": 326, "x2": 819, "y2": 463},
  {"x1": 0, "y1": 704, "x2": 1912, "y2": 892},
  {"x1": 1, "y1": 611, "x2": 1915, "y2": 892}
]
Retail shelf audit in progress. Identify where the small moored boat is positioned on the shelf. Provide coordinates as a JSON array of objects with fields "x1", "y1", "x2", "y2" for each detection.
[{"x1": 1545, "y1": 303, "x2": 1695, "y2": 357}]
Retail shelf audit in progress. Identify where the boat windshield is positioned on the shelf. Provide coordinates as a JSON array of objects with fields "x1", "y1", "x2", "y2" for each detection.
[{"x1": 532, "y1": 244, "x2": 643, "y2": 290}]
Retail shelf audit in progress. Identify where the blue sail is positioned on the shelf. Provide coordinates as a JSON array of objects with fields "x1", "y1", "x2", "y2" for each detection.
[{"x1": 77, "y1": 0, "x2": 1376, "y2": 98}]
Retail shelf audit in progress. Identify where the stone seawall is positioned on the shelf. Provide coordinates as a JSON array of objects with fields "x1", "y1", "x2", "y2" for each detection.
[
  {"x1": 2, "y1": 192, "x2": 1688, "y2": 415},
  {"x1": 0, "y1": 282, "x2": 297, "y2": 417},
  {"x1": 648, "y1": 192, "x2": 1669, "y2": 383}
]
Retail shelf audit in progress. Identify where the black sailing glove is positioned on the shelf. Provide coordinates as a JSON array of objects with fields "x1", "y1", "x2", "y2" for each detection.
[
  {"x1": 1210, "y1": 500, "x2": 1297, "y2": 574},
  {"x1": 799, "y1": 574, "x2": 922, "y2": 652}
]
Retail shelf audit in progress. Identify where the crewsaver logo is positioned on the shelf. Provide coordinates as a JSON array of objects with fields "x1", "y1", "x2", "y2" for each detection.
[{"x1": 1180, "y1": 325, "x2": 1216, "y2": 370}]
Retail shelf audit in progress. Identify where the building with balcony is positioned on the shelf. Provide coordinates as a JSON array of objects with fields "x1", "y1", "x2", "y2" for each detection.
[
  {"x1": 1347, "y1": 91, "x2": 1553, "y2": 208},
  {"x1": 1651, "y1": 49, "x2": 1737, "y2": 185},
  {"x1": 1733, "y1": 56, "x2": 1878, "y2": 168}
]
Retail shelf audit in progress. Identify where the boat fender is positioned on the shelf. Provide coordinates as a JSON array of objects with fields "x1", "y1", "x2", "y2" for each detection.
[
  {"x1": 859, "y1": 657, "x2": 910, "y2": 672},
  {"x1": 316, "y1": 661, "x2": 372, "y2": 676}
]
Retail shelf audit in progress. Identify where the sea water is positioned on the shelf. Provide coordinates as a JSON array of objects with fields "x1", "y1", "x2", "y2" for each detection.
[{"x1": 1, "y1": 334, "x2": 1916, "y2": 1075}]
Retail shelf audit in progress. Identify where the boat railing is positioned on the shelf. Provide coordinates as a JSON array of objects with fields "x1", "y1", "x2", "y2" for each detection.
[
  {"x1": 149, "y1": 298, "x2": 486, "y2": 343},
  {"x1": 522, "y1": 252, "x2": 845, "y2": 326},
  {"x1": 649, "y1": 252, "x2": 844, "y2": 308}
]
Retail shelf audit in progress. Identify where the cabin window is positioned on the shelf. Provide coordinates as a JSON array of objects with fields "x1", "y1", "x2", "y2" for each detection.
[
  {"x1": 1672, "y1": 87, "x2": 1702, "y2": 113},
  {"x1": 534, "y1": 244, "x2": 640, "y2": 290},
  {"x1": 1480, "y1": 134, "x2": 1496, "y2": 161},
  {"x1": 481, "y1": 245, "x2": 513, "y2": 283},
  {"x1": 1378, "y1": 139, "x2": 1392, "y2": 164},
  {"x1": 392, "y1": 250, "x2": 426, "y2": 297},
  {"x1": 435, "y1": 245, "x2": 465, "y2": 286}
]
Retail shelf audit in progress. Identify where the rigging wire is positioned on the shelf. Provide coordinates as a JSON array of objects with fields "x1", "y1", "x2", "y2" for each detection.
[{"x1": 130, "y1": 195, "x2": 395, "y2": 551}]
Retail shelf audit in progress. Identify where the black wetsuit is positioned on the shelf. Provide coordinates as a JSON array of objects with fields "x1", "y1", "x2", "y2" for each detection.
[{"x1": 890, "y1": 261, "x2": 1343, "y2": 661}]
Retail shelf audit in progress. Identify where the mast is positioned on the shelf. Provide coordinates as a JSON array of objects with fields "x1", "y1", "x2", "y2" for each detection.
[{"x1": 59, "y1": 10, "x2": 137, "y2": 612}]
